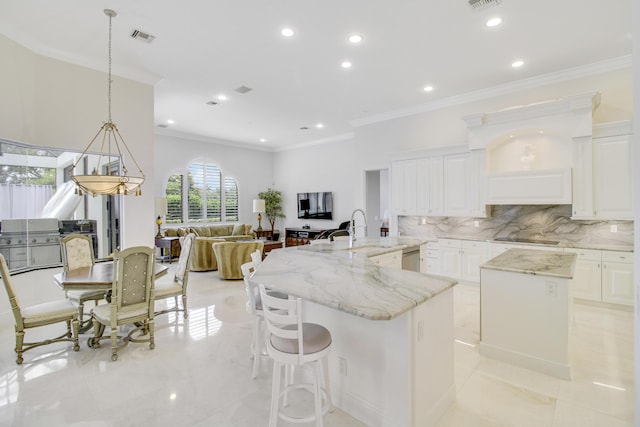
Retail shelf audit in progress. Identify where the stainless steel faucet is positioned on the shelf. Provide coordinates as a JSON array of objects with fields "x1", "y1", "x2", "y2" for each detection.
[{"x1": 349, "y1": 209, "x2": 368, "y2": 242}]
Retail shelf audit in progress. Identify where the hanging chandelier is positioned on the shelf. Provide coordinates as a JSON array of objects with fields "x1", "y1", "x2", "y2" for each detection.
[{"x1": 71, "y1": 9, "x2": 144, "y2": 197}]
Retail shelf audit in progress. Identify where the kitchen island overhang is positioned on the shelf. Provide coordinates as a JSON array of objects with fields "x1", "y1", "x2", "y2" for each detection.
[{"x1": 251, "y1": 238, "x2": 458, "y2": 427}]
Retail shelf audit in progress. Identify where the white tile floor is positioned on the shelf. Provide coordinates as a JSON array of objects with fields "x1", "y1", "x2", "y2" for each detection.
[{"x1": 0, "y1": 265, "x2": 634, "y2": 426}]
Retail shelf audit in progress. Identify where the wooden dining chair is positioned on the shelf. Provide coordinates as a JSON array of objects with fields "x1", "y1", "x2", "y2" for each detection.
[
  {"x1": 90, "y1": 246, "x2": 156, "y2": 361},
  {"x1": 0, "y1": 254, "x2": 79, "y2": 364},
  {"x1": 61, "y1": 234, "x2": 105, "y2": 329},
  {"x1": 154, "y1": 233, "x2": 195, "y2": 318}
]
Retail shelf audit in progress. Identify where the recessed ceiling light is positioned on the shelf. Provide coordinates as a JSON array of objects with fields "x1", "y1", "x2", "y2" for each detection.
[
  {"x1": 260, "y1": 138, "x2": 267, "y2": 143},
  {"x1": 217, "y1": 94, "x2": 228, "y2": 101},
  {"x1": 341, "y1": 61, "x2": 352, "y2": 69},
  {"x1": 348, "y1": 34, "x2": 363, "y2": 44},
  {"x1": 511, "y1": 60, "x2": 524, "y2": 68},
  {"x1": 167, "y1": 119, "x2": 174, "y2": 124},
  {"x1": 281, "y1": 28, "x2": 295, "y2": 37},
  {"x1": 423, "y1": 85, "x2": 434, "y2": 92},
  {"x1": 315, "y1": 123, "x2": 324, "y2": 129},
  {"x1": 486, "y1": 17, "x2": 502, "y2": 27}
]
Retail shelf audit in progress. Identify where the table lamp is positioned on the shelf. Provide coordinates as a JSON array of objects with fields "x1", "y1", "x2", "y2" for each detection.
[
  {"x1": 155, "y1": 197, "x2": 168, "y2": 239},
  {"x1": 253, "y1": 199, "x2": 266, "y2": 230}
]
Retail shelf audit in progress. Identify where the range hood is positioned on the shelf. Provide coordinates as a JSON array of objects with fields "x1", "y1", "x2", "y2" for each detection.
[{"x1": 463, "y1": 92, "x2": 600, "y2": 205}]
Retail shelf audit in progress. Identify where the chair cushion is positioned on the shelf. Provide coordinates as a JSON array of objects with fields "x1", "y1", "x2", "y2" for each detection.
[
  {"x1": 154, "y1": 278, "x2": 182, "y2": 298},
  {"x1": 21, "y1": 299, "x2": 77, "y2": 326},
  {"x1": 270, "y1": 323, "x2": 332, "y2": 355},
  {"x1": 92, "y1": 304, "x2": 148, "y2": 324},
  {"x1": 66, "y1": 289, "x2": 105, "y2": 302}
]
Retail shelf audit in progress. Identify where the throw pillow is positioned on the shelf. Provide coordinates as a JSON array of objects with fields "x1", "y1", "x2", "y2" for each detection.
[
  {"x1": 177, "y1": 227, "x2": 188, "y2": 237},
  {"x1": 232, "y1": 224, "x2": 245, "y2": 236}
]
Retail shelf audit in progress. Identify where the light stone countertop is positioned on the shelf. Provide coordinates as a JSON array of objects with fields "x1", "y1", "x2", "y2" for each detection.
[
  {"x1": 481, "y1": 248, "x2": 577, "y2": 279},
  {"x1": 251, "y1": 237, "x2": 457, "y2": 321}
]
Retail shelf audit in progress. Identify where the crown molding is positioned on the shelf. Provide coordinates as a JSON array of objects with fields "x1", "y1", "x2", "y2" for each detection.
[
  {"x1": 349, "y1": 55, "x2": 632, "y2": 128},
  {"x1": 273, "y1": 132, "x2": 355, "y2": 152}
]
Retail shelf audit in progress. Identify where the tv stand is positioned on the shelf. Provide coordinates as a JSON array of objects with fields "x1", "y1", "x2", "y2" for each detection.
[{"x1": 285, "y1": 228, "x2": 327, "y2": 246}]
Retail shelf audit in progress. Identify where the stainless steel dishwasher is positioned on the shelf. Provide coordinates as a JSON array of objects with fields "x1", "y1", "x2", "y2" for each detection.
[{"x1": 401, "y1": 246, "x2": 420, "y2": 272}]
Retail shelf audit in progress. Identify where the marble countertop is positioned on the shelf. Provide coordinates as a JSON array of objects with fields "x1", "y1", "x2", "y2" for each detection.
[
  {"x1": 481, "y1": 248, "x2": 577, "y2": 279},
  {"x1": 251, "y1": 237, "x2": 457, "y2": 321},
  {"x1": 434, "y1": 234, "x2": 633, "y2": 252}
]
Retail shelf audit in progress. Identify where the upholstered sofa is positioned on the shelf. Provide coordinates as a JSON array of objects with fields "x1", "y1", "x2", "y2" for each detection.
[
  {"x1": 212, "y1": 240, "x2": 264, "y2": 279},
  {"x1": 164, "y1": 224, "x2": 255, "y2": 271}
]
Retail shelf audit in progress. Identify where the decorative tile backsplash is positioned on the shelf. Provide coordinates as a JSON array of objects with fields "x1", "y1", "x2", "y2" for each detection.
[{"x1": 398, "y1": 205, "x2": 633, "y2": 247}]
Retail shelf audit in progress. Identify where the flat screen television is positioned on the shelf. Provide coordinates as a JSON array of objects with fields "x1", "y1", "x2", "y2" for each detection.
[{"x1": 297, "y1": 192, "x2": 333, "y2": 220}]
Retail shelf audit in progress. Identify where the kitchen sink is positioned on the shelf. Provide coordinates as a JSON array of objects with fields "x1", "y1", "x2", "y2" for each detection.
[{"x1": 494, "y1": 237, "x2": 559, "y2": 245}]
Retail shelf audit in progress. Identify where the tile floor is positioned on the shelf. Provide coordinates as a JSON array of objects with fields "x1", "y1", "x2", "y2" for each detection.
[{"x1": 0, "y1": 265, "x2": 634, "y2": 426}]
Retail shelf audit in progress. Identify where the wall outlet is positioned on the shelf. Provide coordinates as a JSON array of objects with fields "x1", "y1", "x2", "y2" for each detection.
[
  {"x1": 474, "y1": 220, "x2": 480, "y2": 228},
  {"x1": 546, "y1": 282, "x2": 557, "y2": 297},
  {"x1": 610, "y1": 224, "x2": 618, "y2": 233},
  {"x1": 339, "y1": 357, "x2": 347, "y2": 376}
]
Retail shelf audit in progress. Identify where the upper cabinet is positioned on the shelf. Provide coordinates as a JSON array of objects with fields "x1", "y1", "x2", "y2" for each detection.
[
  {"x1": 392, "y1": 147, "x2": 487, "y2": 218},
  {"x1": 572, "y1": 121, "x2": 633, "y2": 220},
  {"x1": 391, "y1": 159, "x2": 417, "y2": 215}
]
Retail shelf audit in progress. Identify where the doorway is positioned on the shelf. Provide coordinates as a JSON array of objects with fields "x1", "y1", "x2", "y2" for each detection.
[{"x1": 364, "y1": 169, "x2": 389, "y2": 238}]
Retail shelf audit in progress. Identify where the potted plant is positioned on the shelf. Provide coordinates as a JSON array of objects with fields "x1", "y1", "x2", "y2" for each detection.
[{"x1": 258, "y1": 188, "x2": 285, "y2": 238}]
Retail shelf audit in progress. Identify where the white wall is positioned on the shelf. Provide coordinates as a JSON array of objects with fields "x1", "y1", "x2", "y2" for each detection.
[
  {"x1": 273, "y1": 137, "x2": 357, "y2": 230},
  {"x1": 154, "y1": 134, "x2": 274, "y2": 227},
  {"x1": 0, "y1": 34, "x2": 155, "y2": 248}
]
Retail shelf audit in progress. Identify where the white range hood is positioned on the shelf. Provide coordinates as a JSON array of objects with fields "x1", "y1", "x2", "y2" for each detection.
[{"x1": 463, "y1": 92, "x2": 600, "y2": 205}]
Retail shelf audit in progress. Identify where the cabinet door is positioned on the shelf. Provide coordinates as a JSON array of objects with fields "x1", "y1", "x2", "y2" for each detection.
[
  {"x1": 571, "y1": 259, "x2": 602, "y2": 301},
  {"x1": 439, "y1": 245, "x2": 461, "y2": 279},
  {"x1": 602, "y1": 261, "x2": 634, "y2": 306},
  {"x1": 461, "y1": 241, "x2": 487, "y2": 283},
  {"x1": 391, "y1": 160, "x2": 417, "y2": 215},
  {"x1": 593, "y1": 134, "x2": 633, "y2": 219},
  {"x1": 571, "y1": 136, "x2": 594, "y2": 219},
  {"x1": 564, "y1": 248, "x2": 602, "y2": 301},
  {"x1": 601, "y1": 251, "x2": 633, "y2": 306},
  {"x1": 443, "y1": 153, "x2": 470, "y2": 216},
  {"x1": 416, "y1": 158, "x2": 430, "y2": 215},
  {"x1": 428, "y1": 156, "x2": 444, "y2": 216}
]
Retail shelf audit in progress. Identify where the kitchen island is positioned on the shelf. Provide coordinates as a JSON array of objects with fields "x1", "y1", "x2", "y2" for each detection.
[
  {"x1": 252, "y1": 237, "x2": 458, "y2": 427},
  {"x1": 480, "y1": 248, "x2": 577, "y2": 379}
]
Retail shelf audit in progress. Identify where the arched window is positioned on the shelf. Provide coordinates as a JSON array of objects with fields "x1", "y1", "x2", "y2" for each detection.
[{"x1": 164, "y1": 162, "x2": 239, "y2": 224}]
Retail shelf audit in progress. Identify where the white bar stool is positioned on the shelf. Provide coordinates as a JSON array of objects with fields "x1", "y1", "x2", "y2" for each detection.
[{"x1": 259, "y1": 283, "x2": 332, "y2": 427}]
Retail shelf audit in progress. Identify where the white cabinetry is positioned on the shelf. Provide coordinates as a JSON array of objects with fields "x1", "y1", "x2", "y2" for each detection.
[
  {"x1": 420, "y1": 241, "x2": 439, "y2": 274},
  {"x1": 572, "y1": 121, "x2": 633, "y2": 220},
  {"x1": 563, "y1": 248, "x2": 602, "y2": 301},
  {"x1": 601, "y1": 251, "x2": 634, "y2": 306},
  {"x1": 439, "y1": 239, "x2": 487, "y2": 283},
  {"x1": 563, "y1": 248, "x2": 633, "y2": 307},
  {"x1": 593, "y1": 134, "x2": 633, "y2": 219},
  {"x1": 370, "y1": 250, "x2": 402, "y2": 270},
  {"x1": 392, "y1": 160, "x2": 417, "y2": 215},
  {"x1": 416, "y1": 157, "x2": 444, "y2": 216},
  {"x1": 443, "y1": 153, "x2": 470, "y2": 217}
]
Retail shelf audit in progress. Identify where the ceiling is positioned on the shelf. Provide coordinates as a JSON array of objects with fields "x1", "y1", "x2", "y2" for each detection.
[{"x1": 0, "y1": 0, "x2": 632, "y2": 150}]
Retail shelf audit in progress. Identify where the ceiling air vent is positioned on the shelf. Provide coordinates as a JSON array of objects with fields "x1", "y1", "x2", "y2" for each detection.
[
  {"x1": 468, "y1": 0, "x2": 501, "y2": 10},
  {"x1": 156, "y1": 124, "x2": 168, "y2": 128},
  {"x1": 234, "y1": 85, "x2": 253, "y2": 94},
  {"x1": 130, "y1": 29, "x2": 155, "y2": 43},
  {"x1": 206, "y1": 101, "x2": 218, "y2": 106}
]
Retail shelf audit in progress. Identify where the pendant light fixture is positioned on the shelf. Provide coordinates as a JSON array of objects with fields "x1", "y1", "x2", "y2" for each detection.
[{"x1": 71, "y1": 9, "x2": 144, "y2": 197}]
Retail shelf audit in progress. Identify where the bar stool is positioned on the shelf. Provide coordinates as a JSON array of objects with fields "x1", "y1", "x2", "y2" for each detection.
[{"x1": 259, "y1": 283, "x2": 332, "y2": 427}]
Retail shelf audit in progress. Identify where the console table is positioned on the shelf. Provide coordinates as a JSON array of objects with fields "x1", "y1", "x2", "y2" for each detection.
[{"x1": 285, "y1": 228, "x2": 327, "y2": 246}]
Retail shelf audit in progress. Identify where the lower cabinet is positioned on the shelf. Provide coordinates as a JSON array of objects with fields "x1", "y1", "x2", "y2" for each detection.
[
  {"x1": 370, "y1": 250, "x2": 402, "y2": 270},
  {"x1": 564, "y1": 248, "x2": 633, "y2": 307},
  {"x1": 420, "y1": 241, "x2": 440, "y2": 274},
  {"x1": 438, "y1": 239, "x2": 488, "y2": 283}
]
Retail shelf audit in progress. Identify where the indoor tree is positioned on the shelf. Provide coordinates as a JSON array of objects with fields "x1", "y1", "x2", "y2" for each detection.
[{"x1": 258, "y1": 188, "x2": 285, "y2": 235}]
